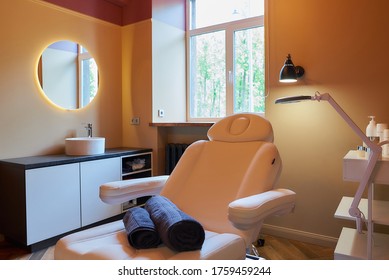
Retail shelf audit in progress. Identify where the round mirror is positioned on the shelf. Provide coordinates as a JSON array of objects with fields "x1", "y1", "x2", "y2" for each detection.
[{"x1": 37, "y1": 40, "x2": 99, "y2": 110}]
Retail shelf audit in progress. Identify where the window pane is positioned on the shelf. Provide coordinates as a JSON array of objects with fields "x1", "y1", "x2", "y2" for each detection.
[
  {"x1": 234, "y1": 26, "x2": 265, "y2": 113},
  {"x1": 190, "y1": 31, "x2": 226, "y2": 118},
  {"x1": 189, "y1": 0, "x2": 264, "y2": 29}
]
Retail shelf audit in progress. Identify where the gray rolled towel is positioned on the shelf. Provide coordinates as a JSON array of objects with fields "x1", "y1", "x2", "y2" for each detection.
[
  {"x1": 122, "y1": 206, "x2": 161, "y2": 249},
  {"x1": 144, "y1": 195, "x2": 205, "y2": 252}
]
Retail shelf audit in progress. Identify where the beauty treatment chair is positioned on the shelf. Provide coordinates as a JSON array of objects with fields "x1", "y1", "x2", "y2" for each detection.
[{"x1": 54, "y1": 113, "x2": 296, "y2": 260}]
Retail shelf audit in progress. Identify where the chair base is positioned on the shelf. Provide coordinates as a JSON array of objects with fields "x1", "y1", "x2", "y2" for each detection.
[
  {"x1": 244, "y1": 244, "x2": 265, "y2": 260},
  {"x1": 245, "y1": 254, "x2": 265, "y2": 260}
]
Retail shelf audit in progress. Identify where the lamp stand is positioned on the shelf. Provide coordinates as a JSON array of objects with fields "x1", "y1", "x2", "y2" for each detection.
[
  {"x1": 311, "y1": 93, "x2": 381, "y2": 230},
  {"x1": 277, "y1": 91, "x2": 389, "y2": 259}
]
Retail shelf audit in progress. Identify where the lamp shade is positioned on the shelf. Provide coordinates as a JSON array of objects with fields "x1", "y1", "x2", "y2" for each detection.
[
  {"x1": 279, "y1": 54, "x2": 305, "y2": 83},
  {"x1": 275, "y1": 95, "x2": 312, "y2": 104}
]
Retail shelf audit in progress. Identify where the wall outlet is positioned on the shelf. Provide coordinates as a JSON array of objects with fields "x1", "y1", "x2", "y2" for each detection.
[
  {"x1": 158, "y1": 109, "x2": 164, "y2": 118},
  {"x1": 131, "y1": 117, "x2": 140, "y2": 125}
]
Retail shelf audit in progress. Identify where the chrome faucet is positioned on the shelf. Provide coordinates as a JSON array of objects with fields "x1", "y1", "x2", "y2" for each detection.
[{"x1": 85, "y1": 123, "x2": 93, "y2": 137}]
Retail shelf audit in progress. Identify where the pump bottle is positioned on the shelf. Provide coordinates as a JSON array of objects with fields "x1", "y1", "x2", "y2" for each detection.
[{"x1": 366, "y1": 116, "x2": 376, "y2": 139}]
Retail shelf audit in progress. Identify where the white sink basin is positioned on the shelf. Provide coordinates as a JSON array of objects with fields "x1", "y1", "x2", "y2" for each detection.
[{"x1": 65, "y1": 137, "x2": 105, "y2": 156}]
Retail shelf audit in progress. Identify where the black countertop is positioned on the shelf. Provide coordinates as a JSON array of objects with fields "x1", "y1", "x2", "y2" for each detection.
[{"x1": 0, "y1": 147, "x2": 152, "y2": 170}]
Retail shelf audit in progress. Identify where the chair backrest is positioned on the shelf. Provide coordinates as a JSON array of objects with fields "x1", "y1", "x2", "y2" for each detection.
[{"x1": 160, "y1": 113, "x2": 282, "y2": 241}]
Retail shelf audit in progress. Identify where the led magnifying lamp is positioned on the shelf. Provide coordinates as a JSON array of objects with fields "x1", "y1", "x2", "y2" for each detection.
[{"x1": 275, "y1": 92, "x2": 389, "y2": 236}]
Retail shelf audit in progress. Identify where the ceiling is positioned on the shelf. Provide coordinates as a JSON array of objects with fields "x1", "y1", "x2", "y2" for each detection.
[
  {"x1": 104, "y1": 0, "x2": 129, "y2": 7},
  {"x1": 42, "y1": 0, "x2": 185, "y2": 29},
  {"x1": 42, "y1": 0, "x2": 151, "y2": 26}
]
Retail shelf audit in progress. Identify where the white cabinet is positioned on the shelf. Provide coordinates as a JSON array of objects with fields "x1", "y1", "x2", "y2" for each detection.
[
  {"x1": 0, "y1": 148, "x2": 152, "y2": 251},
  {"x1": 25, "y1": 158, "x2": 121, "y2": 244},
  {"x1": 80, "y1": 158, "x2": 121, "y2": 226},
  {"x1": 334, "y1": 150, "x2": 389, "y2": 259},
  {"x1": 26, "y1": 163, "x2": 81, "y2": 245}
]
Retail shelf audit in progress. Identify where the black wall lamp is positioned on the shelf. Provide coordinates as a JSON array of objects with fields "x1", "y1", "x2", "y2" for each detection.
[{"x1": 279, "y1": 54, "x2": 305, "y2": 83}]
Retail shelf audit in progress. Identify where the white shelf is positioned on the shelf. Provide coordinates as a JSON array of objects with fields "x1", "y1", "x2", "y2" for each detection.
[
  {"x1": 335, "y1": 196, "x2": 389, "y2": 225},
  {"x1": 343, "y1": 150, "x2": 389, "y2": 184},
  {"x1": 122, "y1": 168, "x2": 152, "y2": 177},
  {"x1": 120, "y1": 152, "x2": 153, "y2": 212},
  {"x1": 338, "y1": 150, "x2": 389, "y2": 259},
  {"x1": 121, "y1": 152, "x2": 152, "y2": 178},
  {"x1": 334, "y1": 227, "x2": 389, "y2": 260}
]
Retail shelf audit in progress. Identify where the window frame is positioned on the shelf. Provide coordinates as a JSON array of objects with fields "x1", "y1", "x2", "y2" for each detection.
[{"x1": 186, "y1": 2, "x2": 266, "y2": 122}]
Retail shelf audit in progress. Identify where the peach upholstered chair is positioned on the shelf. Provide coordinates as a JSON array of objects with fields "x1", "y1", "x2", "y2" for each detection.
[{"x1": 54, "y1": 113, "x2": 296, "y2": 260}]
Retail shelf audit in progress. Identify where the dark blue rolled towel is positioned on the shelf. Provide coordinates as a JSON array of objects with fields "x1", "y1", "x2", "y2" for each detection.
[
  {"x1": 123, "y1": 206, "x2": 161, "y2": 249},
  {"x1": 144, "y1": 195, "x2": 205, "y2": 252}
]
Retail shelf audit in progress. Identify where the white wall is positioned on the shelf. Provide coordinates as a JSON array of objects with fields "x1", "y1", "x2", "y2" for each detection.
[{"x1": 151, "y1": 19, "x2": 186, "y2": 123}]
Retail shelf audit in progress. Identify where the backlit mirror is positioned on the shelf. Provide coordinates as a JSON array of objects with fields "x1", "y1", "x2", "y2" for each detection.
[{"x1": 37, "y1": 40, "x2": 99, "y2": 110}]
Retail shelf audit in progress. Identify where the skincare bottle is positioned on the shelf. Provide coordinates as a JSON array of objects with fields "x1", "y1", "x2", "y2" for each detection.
[
  {"x1": 376, "y1": 123, "x2": 388, "y2": 143},
  {"x1": 383, "y1": 129, "x2": 389, "y2": 157},
  {"x1": 366, "y1": 116, "x2": 377, "y2": 139}
]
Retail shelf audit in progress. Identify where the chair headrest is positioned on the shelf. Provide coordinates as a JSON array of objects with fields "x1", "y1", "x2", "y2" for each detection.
[{"x1": 207, "y1": 113, "x2": 274, "y2": 143}]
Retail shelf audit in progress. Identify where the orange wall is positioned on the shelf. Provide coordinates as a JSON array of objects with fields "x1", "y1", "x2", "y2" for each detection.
[
  {"x1": 121, "y1": 20, "x2": 157, "y2": 163},
  {"x1": 264, "y1": 0, "x2": 389, "y2": 243},
  {"x1": 0, "y1": 0, "x2": 122, "y2": 159}
]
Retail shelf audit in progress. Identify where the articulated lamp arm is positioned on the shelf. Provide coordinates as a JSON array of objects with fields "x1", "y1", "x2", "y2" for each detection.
[
  {"x1": 312, "y1": 93, "x2": 381, "y2": 231},
  {"x1": 276, "y1": 92, "x2": 382, "y2": 232}
]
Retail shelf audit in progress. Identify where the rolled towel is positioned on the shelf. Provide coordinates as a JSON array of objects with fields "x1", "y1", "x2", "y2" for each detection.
[
  {"x1": 144, "y1": 195, "x2": 205, "y2": 252},
  {"x1": 122, "y1": 206, "x2": 161, "y2": 249}
]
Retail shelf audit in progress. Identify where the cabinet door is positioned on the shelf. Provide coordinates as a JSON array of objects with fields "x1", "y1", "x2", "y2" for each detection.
[
  {"x1": 80, "y1": 157, "x2": 121, "y2": 226},
  {"x1": 26, "y1": 163, "x2": 81, "y2": 245}
]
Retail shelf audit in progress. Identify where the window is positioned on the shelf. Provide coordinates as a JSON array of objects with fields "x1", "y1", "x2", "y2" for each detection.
[{"x1": 187, "y1": 0, "x2": 265, "y2": 121}]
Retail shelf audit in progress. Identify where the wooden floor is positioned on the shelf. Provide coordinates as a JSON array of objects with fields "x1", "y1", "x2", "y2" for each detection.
[
  {"x1": 1, "y1": 234, "x2": 334, "y2": 260},
  {"x1": 255, "y1": 234, "x2": 334, "y2": 260},
  {"x1": 0, "y1": 237, "x2": 55, "y2": 260}
]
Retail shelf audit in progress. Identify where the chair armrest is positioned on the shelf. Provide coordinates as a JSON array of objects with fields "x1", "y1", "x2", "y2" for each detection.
[
  {"x1": 228, "y1": 188, "x2": 296, "y2": 230},
  {"x1": 99, "y1": 175, "x2": 169, "y2": 205}
]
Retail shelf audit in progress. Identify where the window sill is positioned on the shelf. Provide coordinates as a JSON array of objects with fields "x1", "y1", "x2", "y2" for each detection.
[{"x1": 149, "y1": 122, "x2": 214, "y2": 127}]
